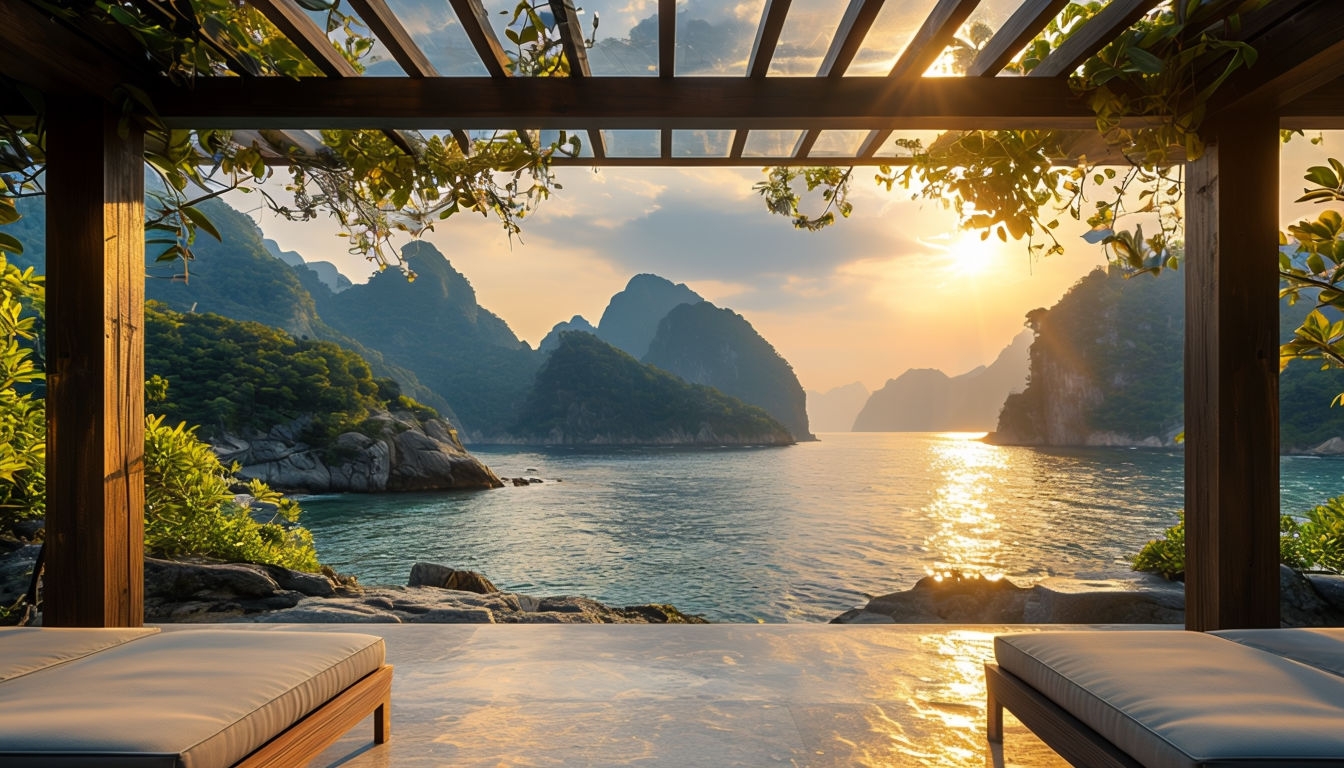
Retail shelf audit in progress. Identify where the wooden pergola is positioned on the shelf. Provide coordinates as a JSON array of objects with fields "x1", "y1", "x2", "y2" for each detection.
[{"x1": 2, "y1": 0, "x2": 1342, "y2": 631}]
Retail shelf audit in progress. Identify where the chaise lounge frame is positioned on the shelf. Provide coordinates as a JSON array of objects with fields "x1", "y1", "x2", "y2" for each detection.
[
  {"x1": 234, "y1": 664, "x2": 393, "y2": 768},
  {"x1": 985, "y1": 662, "x2": 1141, "y2": 768}
]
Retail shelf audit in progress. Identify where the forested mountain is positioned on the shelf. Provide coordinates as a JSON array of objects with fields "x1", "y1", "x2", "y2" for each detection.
[
  {"x1": 539, "y1": 315, "x2": 598, "y2": 353},
  {"x1": 11, "y1": 196, "x2": 458, "y2": 421},
  {"x1": 643, "y1": 301, "x2": 813, "y2": 440},
  {"x1": 806, "y1": 383, "x2": 870, "y2": 433},
  {"x1": 315, "y1": 240, "x2": 539, "y2": 439},
  {"x1": 144, "y1": 302, "x2": 389, "y2": 437},
  {"x1": 510, "y1": 332, "x2": 793, "y2": 445},
  {"x1": 264, "y1": 238, "x2": 351, "y2": 293},
  {"x1": 992, "y1": 265, "x2": 1344, "y2": 450},
  {"x1": 596, "y1": 274, "x2": 703, "y2": 358},
  {"x1": 852, "y1": 331, "x2": 1030, "y2": 432}
]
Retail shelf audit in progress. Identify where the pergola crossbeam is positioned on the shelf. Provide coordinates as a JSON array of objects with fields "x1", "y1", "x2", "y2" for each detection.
[
  {"x1": 748, "y1": 0, "x2": 792, "y2": 78},
  {"x1": 248, "y1": 0, "x2": 359, "y2": 77},
  {"x1": 448, "y1": 0, "x2": 512, "y2": 78},
  {"x1": 549, "y1": 0, "x2": 591, "y2": 77},
  {"x1": 1208, "y1": 0, "x2": 1344, "y2": 115},
  {"x1": 967, "y1": 0, "x2": 1069, "y2": 76},
  {"x1": 147, "y1": 76, "x2": 1103, "y2": 130},
  {"x1": 1028, "y1": 0, "x2": 1160, "y2": 78},
  {"x1": 346, "y1": 0, "x2": 438, "y2": 76},
  {"x1": 659, "y1": 0, "x2": 675, "y2": 77},
  {"x1": 0, "y1": 1, "x2": 153, "y2": 100},
  {"x1": 888, "y1": 0, "x2": 983, "y2": 80}
]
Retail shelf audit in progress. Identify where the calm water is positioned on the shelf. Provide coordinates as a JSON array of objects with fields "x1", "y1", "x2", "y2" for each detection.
[{"x1": 300, "y1": 432, "x2": 1344, "y2": 623}]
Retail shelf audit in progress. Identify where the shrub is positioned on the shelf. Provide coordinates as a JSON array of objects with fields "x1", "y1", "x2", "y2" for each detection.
[
  {"x1": 143, "y1": 415, "x2": 320, "y2": 572},
  {"x1": 0, "y1": 257, "x2": 45, "y2": 530},
  {"x1": 1133, "y1": 506, "x2": 1332, "y2": 580}
]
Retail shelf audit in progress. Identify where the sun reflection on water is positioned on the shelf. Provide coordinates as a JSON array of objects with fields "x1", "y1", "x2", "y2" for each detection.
[{"x1": 922, "y1": 434, "x2": 1010, "y2": 578}]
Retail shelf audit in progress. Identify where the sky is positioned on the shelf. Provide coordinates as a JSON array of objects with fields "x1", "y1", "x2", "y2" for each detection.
[{"x1": 237, "y1": 134, "x2": 1339, "y2": 396}]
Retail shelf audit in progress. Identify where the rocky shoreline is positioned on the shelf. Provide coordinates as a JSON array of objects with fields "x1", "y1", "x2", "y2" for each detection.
[
  {"x1": 831, "y1": 567, "x2": 1344, "y2": 626},
  {"x1": 0, "y1": 541, "x2": 705, "y2": 624}
]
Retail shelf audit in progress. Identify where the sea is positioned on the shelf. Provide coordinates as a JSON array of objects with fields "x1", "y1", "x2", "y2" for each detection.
[{"x1": 298, "y1": 432, "x2": 1344, "y2": 623}]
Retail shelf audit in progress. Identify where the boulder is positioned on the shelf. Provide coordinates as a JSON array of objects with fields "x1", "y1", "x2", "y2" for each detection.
[
  {"x1": 859, "y1": 573, "x2": 1030, "y2": 623},
  {"x1": 1282, "y1": 565, "x2": 1344, "y2": 626},
  {"x1": 1023, "y1": 574, "x2": 1184, "y2": 624},
  {"x1": 407, "y1": 562, "x2": 498, "y2": 593},
  {"x1": 0, "y1": 544, "x2": 40, "y2": 606},
  {"x1": 216, "y1": 410, "x2": 502, "y2": 494}
]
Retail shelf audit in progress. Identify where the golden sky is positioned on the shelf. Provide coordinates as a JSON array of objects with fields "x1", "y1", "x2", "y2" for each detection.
[{"x1": 243, "y1": 134, "x2": 1340, "y2": 395}]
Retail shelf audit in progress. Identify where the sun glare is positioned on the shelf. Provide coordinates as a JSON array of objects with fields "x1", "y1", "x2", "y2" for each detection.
[{"x1": 952, "y1": 234, "x2": 996, "y2": 276}]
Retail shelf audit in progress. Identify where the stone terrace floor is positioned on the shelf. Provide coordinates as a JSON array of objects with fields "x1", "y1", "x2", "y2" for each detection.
[{"x1": 162, "y1": 624, "x2": 1143, "y2": 767}]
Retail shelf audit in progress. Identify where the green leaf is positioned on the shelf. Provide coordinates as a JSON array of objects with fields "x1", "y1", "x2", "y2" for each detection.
[
  {"x1": 0, "y1": 233, "x2": 22, "y2": 256},
  {"x1": 1125, "y1": 47, "x2": 1164, "y2": 74},
  {"x1": 1306, "y1": 165, "x2": 1339, "y2": 189},
  {"x1": 180, "y1": 206, "x2": 221, "y2": 242}
]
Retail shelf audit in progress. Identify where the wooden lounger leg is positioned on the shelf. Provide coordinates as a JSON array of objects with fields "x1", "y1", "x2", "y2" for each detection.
[
  {"x1": 985, "y1": 662, "x2": 1003, "y2": 743},
  {"x1": 375, "y1": 696, "x2": 391, "y2": 744}
]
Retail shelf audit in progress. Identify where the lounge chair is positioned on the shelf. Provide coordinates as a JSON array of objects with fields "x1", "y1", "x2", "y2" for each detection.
[
  {"x1": 986, "y1": 628, "x2": 1344, "y2": 767},
  {"x1": 0, "y1": 627, "x2": 391, "y2": 767}
]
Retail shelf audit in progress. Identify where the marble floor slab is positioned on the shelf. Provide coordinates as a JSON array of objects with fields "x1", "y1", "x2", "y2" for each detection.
[{"x1": 162, "y1": 624, "x2": 1131, "y2": 767}]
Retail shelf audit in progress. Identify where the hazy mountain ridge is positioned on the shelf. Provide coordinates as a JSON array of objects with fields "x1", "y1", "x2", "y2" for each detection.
[
  {"x1": 805, "y1": 383, "x2": 870, "y2": 433},
  {"x1": 596, "y1": 273, "x2": 703, "y2": 358},
  {"x1": 853, "y1": 331, "x2": 1030, "y2": 432}
]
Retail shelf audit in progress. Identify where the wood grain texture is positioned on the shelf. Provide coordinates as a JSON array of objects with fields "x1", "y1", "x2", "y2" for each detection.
[
  {"x1": 549, "y1": 0, "x2": 591, "y2": 77},
  {"x1": 149, "y1": 76, "x2": 1099, "y2": 131},
  {"x1": 44, "y1": 100, "x2": 145, "y2": 628},
  {"x1": 235, "y1": 665, "x2": 393, "y2": 767},
  {"x1": 983, "y1": 664, "x2": 1143, "y2": 767},
  {"x1": 346, "y1": 0, "x2": 438, "y2": 76},
  {"x1": 0, "y1": 1, "x2": 148, "y2": 97},
  {"x1": 1184, "y1": 111, "x2": 1281, "y2": 631},
  {"x1": 1208, "y1": 0, "x2": 1344, "y2": 115},
  {"x1": 659, "y1": 0, "x2": 675, "y2": 77}
]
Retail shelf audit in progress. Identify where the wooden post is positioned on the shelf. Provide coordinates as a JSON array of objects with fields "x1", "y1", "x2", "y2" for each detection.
[
  {"x1": 44, "y1": 99, "x2": 145, "y2": 627},
  {"x1": 1184, "y1": 110, "x2": 1280, "y2": 631}
]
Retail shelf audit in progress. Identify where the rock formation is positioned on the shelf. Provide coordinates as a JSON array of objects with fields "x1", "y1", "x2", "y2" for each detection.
[
  {"x1": 596, "y1": 273, "x2": 703, "y2": 358},
  {"x1": 212, "y1": 410, "x2": 502, "y2": 493},
  {"x1": 852, "y1": 331, "x2": 1030, "y2": 432},
  {"x1": 832, "y1": 567, "x2": 1344, "y2": 626}
]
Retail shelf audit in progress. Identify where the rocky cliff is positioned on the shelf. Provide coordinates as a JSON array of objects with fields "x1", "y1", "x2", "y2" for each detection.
[
  {"x1": 643, "y1": 301, "x2": 814, "y2": 440},
  {"x1": 990, "y1": 267, "x2": 1185, "y2": 447},
  {"x1": 852, "y1": 331, "x2": 1030, "y2": 432},
  {"x1": 596, "y1": 273, "x2": 703, "y2": 358},
  {"x1": 212, "y1": 410, "x2": 502, "y2": 493},
  {"x1": 510, "y1": 332, "x2": 794, "y2": 445}
]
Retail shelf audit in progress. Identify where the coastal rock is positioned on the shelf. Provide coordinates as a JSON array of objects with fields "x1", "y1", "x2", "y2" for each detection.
[
  {"x1": 214, "y1": 410, "x2": 502, "y2": 493},
  {"x1": 0, "y1": 544, "x2": 39, "y2": 606},
  {"x1": 834, "y1": 568, "x2": 1344, "y2": 626},
  {"x1": 1308, "y1": 437, "x2": 1344, "y2": 456},
  {"x1": 134, "y1": 558, "x2": 705, "y2": 625},
  {"x1": 407, "y1": 562, "x2": 498, "y2": 594}
]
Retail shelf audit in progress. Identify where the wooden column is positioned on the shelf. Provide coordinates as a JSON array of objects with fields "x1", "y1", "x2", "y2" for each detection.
[
  {"x1": 1184, "y1": 110, "x2": 1280, "y2": 631},
  {"x1": 44, "y1": 100, "x2": 146, "y2": 627}
]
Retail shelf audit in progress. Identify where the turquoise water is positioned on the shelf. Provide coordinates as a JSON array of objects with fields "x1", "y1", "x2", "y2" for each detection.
[{"x1": 299, "y1": 432, "x2": 1344, "y2": 623}]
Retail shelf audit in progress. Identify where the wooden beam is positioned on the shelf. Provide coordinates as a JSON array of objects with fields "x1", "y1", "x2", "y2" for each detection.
[
  {"x1": 791, "y1": 130, "x2": 819, "y2": 160},
  {"x1": 150, "y1": 76, "x2": 1103, "y2": 130},
  {"x1": 729, "y1": 129, "x2": 750, "y2": 159},
  {"x1": 967, "y1": 0, "x2": 1069, "y2": 76},
  {"x1": 818, "y1": 0, "x2": 887, "y2": 77},
  {"x1": 447, "y1": 0, "x2": 512, "y2": 78},
  {"x1": 1281, "y1": 75, "x2": 1344, "y2": 127},
  {"x1": 659, "y1": 0, "x2": 675, "y2": 77},
  {"x1": 857, "y1": 128, "x2": 891, "y2": 159},
  {"x1": 549, "y1": 0, "x2": 591, "y2": 76},
  {"x1": 794, "y1": 0, "x2": 886, "y2": 166},
  {"x1": 748, "y1": 0, "x2": 792, "y2": 78},
  {"x1": 889, "y1": 0, "x2": 983, "y2": 80},
  {"x1": 0, "y1": 1, "x2": 151, "y2": 98},
  {"x1": 44, "y1": 99, "x2": 145, "y2": 628},
  {"x1": 1209, "y1": 0, "x2": 1344, "y2": 115},
  {"x1": 1029, "y1": 0, "x2": 1160, "y2": 78},
  {"x1": 661, "y1": 128, "x2": 672, "y2": 158},
  {"x1": 345, "y1": 0, "x2": 439, "y2": 76},
  {"x1": 248, "y1": 0, "x2": 359, "y2": 77},
  {"x1": 1184, "y1": 109, "x2": 1280, "y2": 631}
]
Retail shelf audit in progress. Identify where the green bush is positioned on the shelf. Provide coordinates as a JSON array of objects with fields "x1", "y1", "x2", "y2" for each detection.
[
  {"x1": 1132, "y1": 504, "x2": 1342, "y2": 580},
  {"x1": 143, "y1": 415, "x2": 320, "y2": 572},
  {"x1": 1132, "y1": 513, "x2": 1187, "y2": 580},
  {"x1": 0, "y1": 256, "x2": 45, "y2": 530}
]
